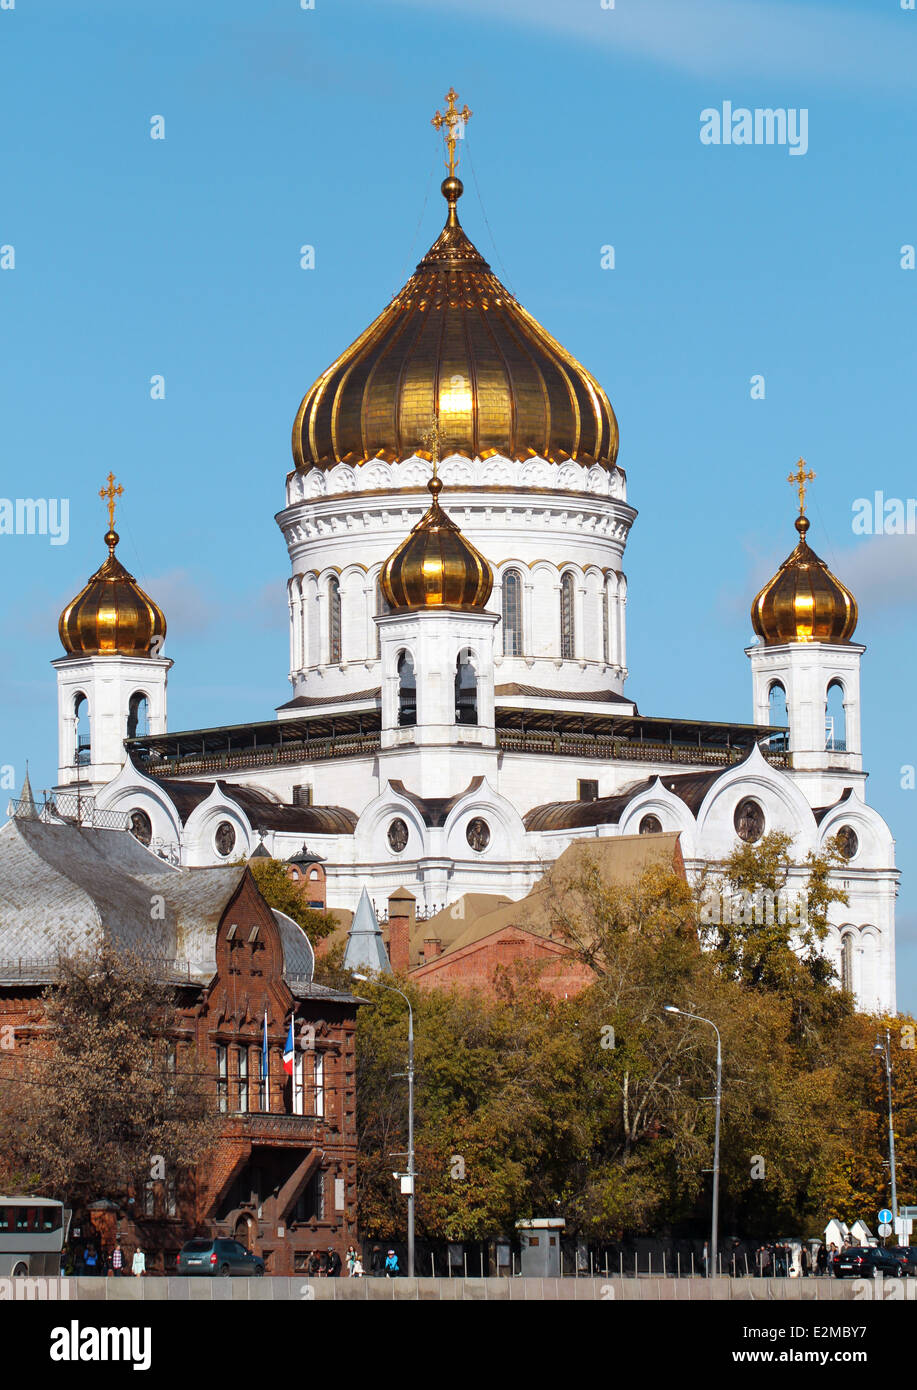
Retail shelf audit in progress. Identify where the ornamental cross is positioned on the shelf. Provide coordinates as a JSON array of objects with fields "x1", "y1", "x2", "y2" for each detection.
[
  {"x1": 432, "y1": 88, "x2": 472, "y2": 178},
  {"x1": 99, "y1": 471, "x2": 123, "y2": 530},
  {"x1": 420, "y1": 418, "x2": 442, "y2": 477},
  {"x1": 787, "y1": 458, "x2": 815, "y2": 514}
]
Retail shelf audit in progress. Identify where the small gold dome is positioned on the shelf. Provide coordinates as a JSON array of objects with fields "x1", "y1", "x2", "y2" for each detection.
[
  {"x1": 380, "y1": 476, "x2": 493, "y2": 611},
  {"x1": 59, "y1": 529, "x2": 167, "y2": 657},
  {"x1": 293, "y1": 177, "x2": 618, "y2": 471},
  {"x1": 751, "y1": 513, "x2": 857, "y2": 645}
]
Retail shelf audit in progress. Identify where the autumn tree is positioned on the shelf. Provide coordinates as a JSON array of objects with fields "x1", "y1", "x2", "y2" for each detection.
[
  {"x1": 0, "y1": 944, "x2": 217, "y2": 1209},
  {"x1": 246, "y1": 857, "x2": 337, "y2": 945}
]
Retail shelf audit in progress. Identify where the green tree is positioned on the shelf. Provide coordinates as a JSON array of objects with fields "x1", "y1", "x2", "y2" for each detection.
[{"x1": 246, "y1": 857, "x2": 337, "y2": 945}]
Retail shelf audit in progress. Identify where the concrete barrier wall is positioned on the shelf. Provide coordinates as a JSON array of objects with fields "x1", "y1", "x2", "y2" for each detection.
[{"x1": 6, "y1": 1275, "x2": 906, "y2": 1301}]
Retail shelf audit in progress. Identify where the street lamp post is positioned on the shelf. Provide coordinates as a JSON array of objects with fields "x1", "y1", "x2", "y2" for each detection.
[
  {"x1": 873, "y1": 1029, "x2": 898, "y2": 1233},
  {"x1": 665, "y1": 1005, "x2": 722, "y2": 1278},
  {"x1": 353, "y1": 975, "x2": 415, "y2": 1277}
]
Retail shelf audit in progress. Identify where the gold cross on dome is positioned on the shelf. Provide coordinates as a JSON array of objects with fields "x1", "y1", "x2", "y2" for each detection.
[
  {"x1": 420, "y1": 419, "x2": 442, "y2": 476},
  {"x1": 99, "y1": 471, "x2": 123, "y2": 530},
  {"x1": 432, "y1": 88, "x2": 472, "y2": 178},
  {"x1": 788, "y1": 458, "x2": 816, "y2": 514}
]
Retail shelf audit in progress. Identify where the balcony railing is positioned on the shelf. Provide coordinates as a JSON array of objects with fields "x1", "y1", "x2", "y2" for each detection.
[
  {"x1": 143, "y1": 732, "x2": 382, "y2": 778},
  {"x1": 7, "y1": 792, "x2": 130, "y2": 831},
  {"x1": 496, "y1": 733, "x2": 790, "y2": 769}
]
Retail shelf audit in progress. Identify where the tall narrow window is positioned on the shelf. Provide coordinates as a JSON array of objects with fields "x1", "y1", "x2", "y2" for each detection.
[
  {"x1": 375, "y1": 578, "x2": 388, "y2": 659},
  {"x1": 502, "y1": 569, "x2": 523, "y2": 656},
  {"x1": 216, "y1": 1044, "x2": 228, "y2": 1113},
  {"x1": 74, "y1": 693, "x2": 90, "y2": 766},
  {"x1": 768, "y1": 681, "x2": 788, "y2": 753},
  {"x1": 602, "y1": 584, "x2": 610, "y2": 664},
  {"x1": 826, "y1": 680, "x2": 846, "y2": 751},
  {"x1": 560, "y1": 572, "x2": 576, "y2": 660},
  {"x1": 237, "y1": 1046, "x2": 248, "y2": 1112},
  {"x1": 127, "y1": 692, "x2": 149, "y2": 739},
  {"x1": 398, "y1": 650, "x2": 416, "y2": 727},
  {"x1": 260, "y1": 1043, "x2": 269, "y2": 1112},
  {"x1": 328, "y1": 577, "x2": 342, "y2": 663},
  {"x1": 455, "y1": 649, "x2": 478, "y2": 725},
  {"x1": 293, "y1": 1050, "x2": 304, "y2": 1116},
  {"x1": 840, "y1": 933, "x2": 854, "y2": 993},
  {"x1": 314, "y1": 1051, "x2": 325, "y2": 1118}
]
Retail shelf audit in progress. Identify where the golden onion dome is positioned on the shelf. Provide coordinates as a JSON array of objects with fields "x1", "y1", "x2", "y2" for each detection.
[
  {"x1": 292, "y1": 176, "x2": 618, "y2": 471},
  {"x1": 380, "y1": 474, "x2": 493, "y2": 611},
  {"x1": 59, "y1": 527, "x2": 166, "y2": 657},
  {"x1": 751, "y1": 512, "x2": 857, "y2": 646}
]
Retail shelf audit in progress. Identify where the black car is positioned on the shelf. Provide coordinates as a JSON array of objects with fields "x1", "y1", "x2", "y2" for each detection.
[
  {"x1": 176, "y1": 1238, "x2": 265, "y2": 1277},
  {"x1": 890, "y1": 1246, "x2": 917, "y2": 1275},
  {"x1": 833, "y1": 1245, "x2": 905, "y2": 1278}
]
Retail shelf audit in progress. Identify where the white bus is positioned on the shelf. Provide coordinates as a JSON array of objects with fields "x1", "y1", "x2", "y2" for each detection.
[{"x1": 0, "y1": 1197, "x2": 70, "y2": 1276}]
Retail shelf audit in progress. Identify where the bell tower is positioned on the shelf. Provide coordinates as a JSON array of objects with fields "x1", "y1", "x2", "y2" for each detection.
[
  {"x1": 52, "y1": 476, "x2": 171, "y2": 795},
  {"x1": 747, "y1": 463, "x2": 863, "y2": 794}
]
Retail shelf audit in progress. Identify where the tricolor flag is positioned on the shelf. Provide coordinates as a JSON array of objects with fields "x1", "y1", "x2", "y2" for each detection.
[{"x1": 283, "y1": 1017, "x2": 295, "y2": 1076}]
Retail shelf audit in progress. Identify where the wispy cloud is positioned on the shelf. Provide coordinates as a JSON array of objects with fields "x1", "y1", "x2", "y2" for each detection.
[{"x1": 394, "y1": 0, "x2": 917, "y2": 90}]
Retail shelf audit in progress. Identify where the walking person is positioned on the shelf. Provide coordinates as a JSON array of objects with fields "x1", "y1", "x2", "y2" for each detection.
[
  {"x1": 327, "y1": 1246, "x2": 341, "y2": 1277},
  {"x1": 816, "y1": 1243, "x2": 827, "y2": 1277},
  {"x1": 345, "y1": 1245, "x2": 358, "y2": 1276},
  {"x1": 111, "y1": 1241, "x2": 125, "y2": 1277},
  {"x1": 307, "y1": 1251, "x2": 321, "y2": 1278},
  {"x1": 83, "y1": 1244, "x2": 99, "y2": 1276},
  {"x1": 370, "y1": 1245, "x2": 384, "y2": 1277},
  {"x1": 131, "y1": 1246, "x2": 146, "y2": 1277},
  {"x1": 384, "y1": 1248, "x2": 400, "y2": 1277}
]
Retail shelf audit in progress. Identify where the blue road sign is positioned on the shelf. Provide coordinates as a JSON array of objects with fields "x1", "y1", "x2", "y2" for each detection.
[{"x1": 878, "y1": 1208, "x2": 893, "y2": 1225}]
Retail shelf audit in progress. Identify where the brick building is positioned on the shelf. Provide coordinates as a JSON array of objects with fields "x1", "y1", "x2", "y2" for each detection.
[{"x1": 0, "y1": 807, "x2": 360, "y2": 1274}]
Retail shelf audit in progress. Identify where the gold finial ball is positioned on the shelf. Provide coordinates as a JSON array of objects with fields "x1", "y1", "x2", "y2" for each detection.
[
  {"x1": 105, "y1": 529, "x2": 119, "y2": 549},
  {"x1": 428, "y1": 474, "x2": 443, "y2": 500},
  {"x1": 441, "y1": 176, "x2": 463, "y2": 203},
  {"x1": 795, "y1": 514, "x2": 810, "y2": 540}
]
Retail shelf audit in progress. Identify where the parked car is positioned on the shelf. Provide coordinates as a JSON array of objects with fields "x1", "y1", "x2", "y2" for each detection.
[
  {"x1": 833, "y1": 1245, "x2": 904, "y2": 1278},
  {"x1": 890, "y1": 1246, "x2": 917, "y2": 1275},
  {"x1": 176, "y1": 1238, "x2": 264, "y2": 1277}
]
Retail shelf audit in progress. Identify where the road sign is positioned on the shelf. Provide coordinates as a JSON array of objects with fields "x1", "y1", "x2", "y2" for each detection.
[
  {"x1": 878, "y1": 1208, "x2": 893, "y2": 1225},
  {"x1": 901, "y1": 1206, "x2": 917, "y2": 1219},
  {"x1": 879, "y1": 1222, "x2": 893, "y2": 1237}
]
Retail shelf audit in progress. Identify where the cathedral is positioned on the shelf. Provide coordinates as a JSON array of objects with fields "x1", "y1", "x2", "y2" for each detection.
[{"x1": 32, "y1": 94, "x2": 898, "y2": 1013}]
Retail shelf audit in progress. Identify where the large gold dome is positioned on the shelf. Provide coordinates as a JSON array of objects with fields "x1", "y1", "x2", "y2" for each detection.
[
  {"x1": 751, "y1": 513, "x2": 858, "y2": 646},
  {"x1": 380, "y1": 475, "x2": 493, "y2": 611},
  {"x1": 292, "y1": 177, "x2": 618, "y2": 471},
  {"x1": 59, "y1": 529, "x2": 167, "y2": 657}
]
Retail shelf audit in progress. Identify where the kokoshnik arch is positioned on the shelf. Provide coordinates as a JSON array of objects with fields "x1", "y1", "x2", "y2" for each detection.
[{"x1": 25, "y1": 93, "x2": 898, "y2": 1013}]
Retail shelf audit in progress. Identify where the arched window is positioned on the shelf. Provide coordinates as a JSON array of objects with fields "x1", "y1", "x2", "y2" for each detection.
[
  {"x1": 74, "y1": 692, "x2": 90, "y2": 765},
  {"x1": 455, "y1": 648, "x2": 478, "y2": 725},
  {"x1": 397, "y1": 651, "x2": 416, "y2": 727},
  {"x1": 502, "y1": 569, "x2": 523, "y2": 656},
  {"x1": 826, "y1": 680, "x2": 846, "y2": 751},
  {"x1": 840, "y1": 932, "x2": 855, "y2": 994},
  {"x1": 127, "y1": 692, "x2": 150, "y2": 740},
  {"x1": 768, "y1": 681, "x2": 788, "y2": 753},
  {"x1": 328, "y1": 577, "x2": 342, "y2": 664},
  {"x1": 560, "y1": 572, "x2": 576, "y2": 660}
]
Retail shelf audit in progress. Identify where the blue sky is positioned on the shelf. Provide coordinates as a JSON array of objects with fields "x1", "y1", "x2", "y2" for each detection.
[{"x1": 2, "y1": 0, "x2": 915, "y2": 1005}]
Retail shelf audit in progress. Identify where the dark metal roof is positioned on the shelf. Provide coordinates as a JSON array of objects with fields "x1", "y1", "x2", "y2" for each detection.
[
  {"x1": 276, "y1": 689, "x2": 380, "y2": 711},
  {"x1": 495, "y1": 684, "x2": 633, "y2": 705},
  {"x1": 812, "y1": 786, "x2": 854, "y2": 825},
  {"x1": 524, "y1": 763, "x2": 739, "y2": 831},
  {"x1": 150, "y1": 777, "x2": 357, "y2": 834},
  {"x1": 388, "y1": 777, "x2": 484, "y2": 828}
]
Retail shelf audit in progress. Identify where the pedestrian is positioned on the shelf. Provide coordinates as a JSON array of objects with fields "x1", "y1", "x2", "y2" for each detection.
[
  {"x1": 111, "y1": 1241, "x2": 125, "y2": 1277},
  {"x1": 816, "y1": 1243, "x2": 827, "y2": 1276},
  {"x1": 702, "y1": 1240, "x2": 709, "y2": 1277},
  {"x1": 384, "y1": 1249, "x2": 400, "y2": 1277},
  {"x1": 345, "y1": 1244, "x2": 358, "y2": 1276},
  {"x1": 83, "y1": 1244, "x2": 99, "y2": 1275},
  {"x1": 370, "y1": 1245, "x2": 384, "y2": 1277},
  {"x1": 307, "y1": 1251, "x2": 321, "y2": 1278},
  {"x1": 131, "y1": 1247, "x2": 146, "y2": 1277},
  {"x1": 327, "y1": 1246, "x2": 341, "y2": 1277},
  {"x1": 761, "y1": 1244, "x2": 773, "y2": 1278},
  {"x1": 350, "y1": 1256, "x2": 364, "y2": 1277},
  {"x1": 317, "y1": 1251, "x2": 328, "y2": 1277},
  {"x1": 800, "y1": 1245, "x2": 810, "y2": 1277}
]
